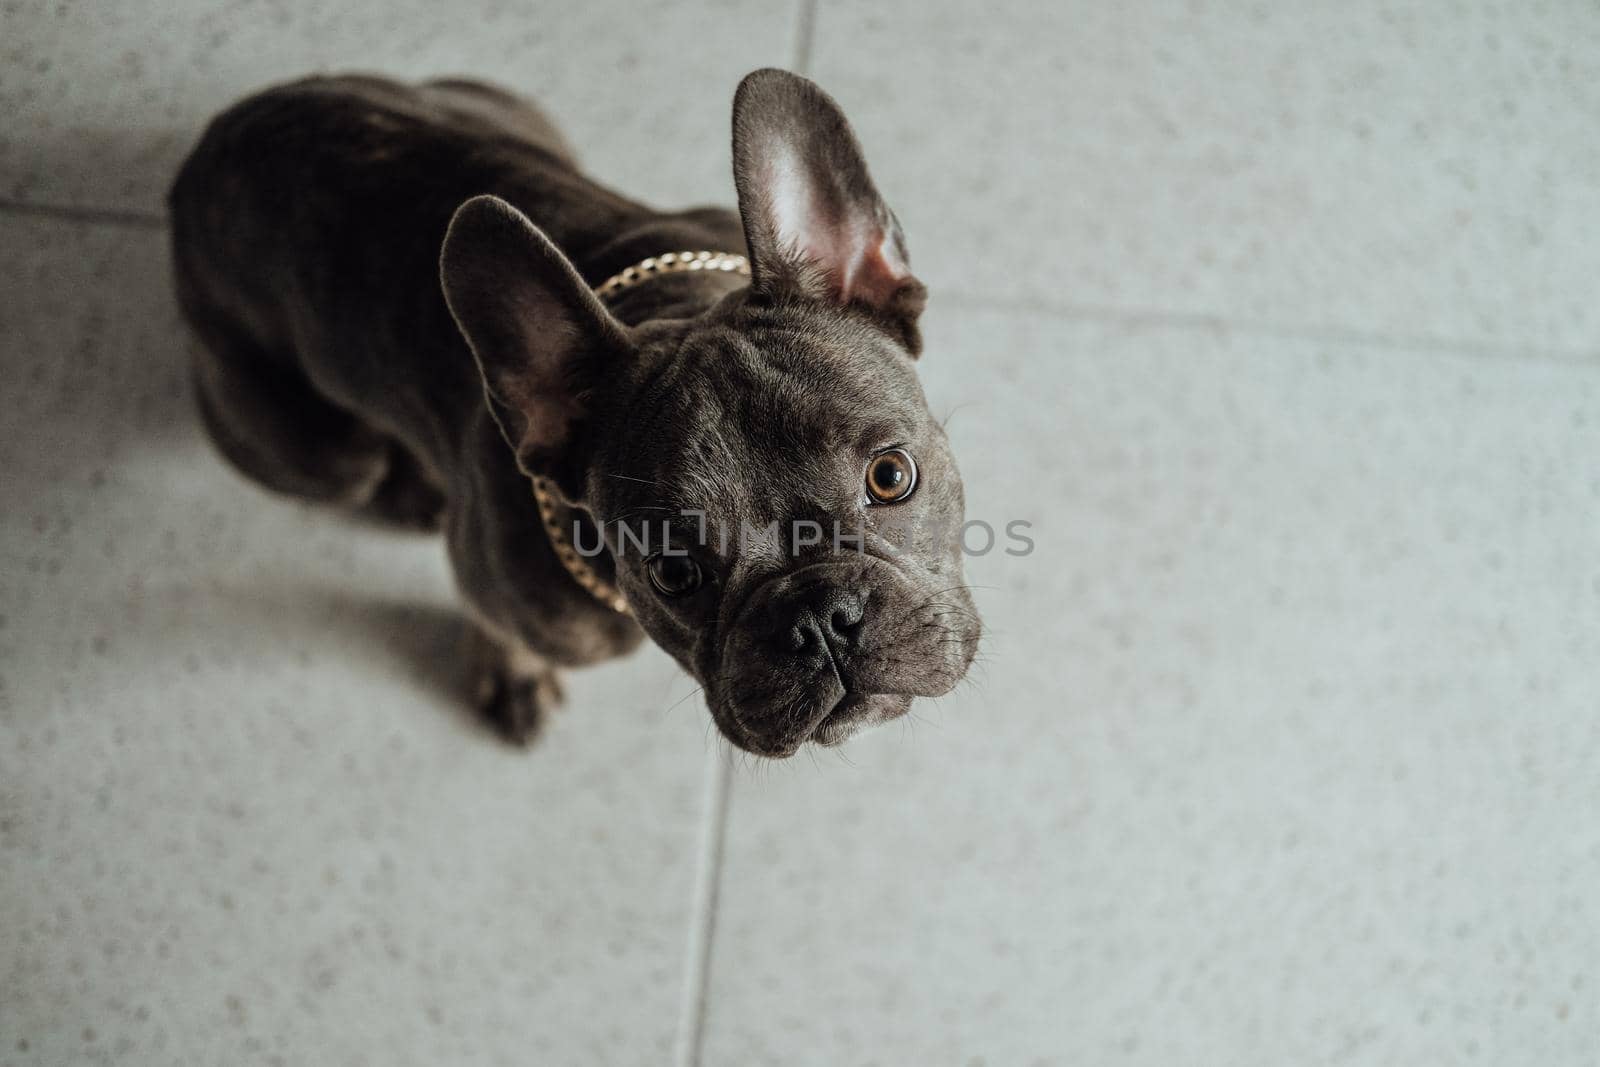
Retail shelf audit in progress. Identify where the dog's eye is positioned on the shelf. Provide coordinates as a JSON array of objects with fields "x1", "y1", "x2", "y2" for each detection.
[
  {"x1": 647, "y1": 552, "x2": 702, "y2": 597},
  {"x1": 865, "y1": 448, "x2": 917, "y2": 504}
]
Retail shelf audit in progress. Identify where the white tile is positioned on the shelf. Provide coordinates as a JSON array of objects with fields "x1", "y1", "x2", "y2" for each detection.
[
  {"x1": 0, "y1": 215, "x2": 718, "y2": 1064},
  {"x1": 808, "y1": 1, "x2": 1600, "y2": 354},
  {"x1": 1, "y1": 0, "x2": 798, "y2": 215},
  {"x1": 698, "y1": 303, "x2": 1600, "y2": 1066}
]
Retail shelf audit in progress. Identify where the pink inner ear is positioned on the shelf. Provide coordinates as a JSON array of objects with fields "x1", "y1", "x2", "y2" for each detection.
[
  {"x1": 835, "y1": 228, "x2": 911, "y2": 306},
  {"x1": 767, "y1": 149, "x2": 911, "y2": 309},
  {"x1": 793, "y1": 216, "x2": 912, "y2": 309}
]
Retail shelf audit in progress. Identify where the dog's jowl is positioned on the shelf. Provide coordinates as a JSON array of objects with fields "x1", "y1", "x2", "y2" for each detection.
[{"x1": 170, "y1": 69, "x2": 981, "y2": 756}]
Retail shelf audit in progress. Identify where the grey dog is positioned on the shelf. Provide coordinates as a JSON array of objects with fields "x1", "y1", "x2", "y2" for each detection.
[{"x1": 169, "y1": 68, "x2": 980, "y2": 757}]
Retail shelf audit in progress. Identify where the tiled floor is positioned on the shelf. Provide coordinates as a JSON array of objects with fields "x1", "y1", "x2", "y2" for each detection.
[{"x1": 2, "y1": 3, "x2": 1596, "y2": 1066}]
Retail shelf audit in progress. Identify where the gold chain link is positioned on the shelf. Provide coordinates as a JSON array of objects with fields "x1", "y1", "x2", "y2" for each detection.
[{"x1": 593, "y1": 249, "x2": 751, "y2": 301}]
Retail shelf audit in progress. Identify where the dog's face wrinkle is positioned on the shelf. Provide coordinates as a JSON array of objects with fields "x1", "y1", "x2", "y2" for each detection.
[{"x1": 851, "y1": 596, "x2": 975, "y2": 688}]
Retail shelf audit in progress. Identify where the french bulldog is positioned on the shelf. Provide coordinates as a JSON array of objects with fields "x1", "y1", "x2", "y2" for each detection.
[{"x1": 169, "y1": 68, "x2": 980, "y2": 757}]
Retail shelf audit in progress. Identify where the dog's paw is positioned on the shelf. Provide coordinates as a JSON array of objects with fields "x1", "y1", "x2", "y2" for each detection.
[{"x1": 472, "y1": 655, "x2": 565, "y2": 747}]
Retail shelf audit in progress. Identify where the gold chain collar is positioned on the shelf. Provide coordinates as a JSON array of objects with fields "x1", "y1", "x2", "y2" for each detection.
[
  {"x1": 593, "y1": 249, "x2": 750, "y2": 300},
  {"x1": 530, "y1": 474, "x2": 630, "y2": 614},
  {"x1": 533, "y1": 249, "x2": 751, "y2": 616}
]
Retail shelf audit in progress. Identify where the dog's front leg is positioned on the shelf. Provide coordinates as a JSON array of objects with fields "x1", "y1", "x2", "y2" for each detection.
[
  {"x1": 450, "y1": 471, "x2": 572, "y2": 745},
  {"x1": 445, "y1": 417, "x2": 640, "y2": 746}
]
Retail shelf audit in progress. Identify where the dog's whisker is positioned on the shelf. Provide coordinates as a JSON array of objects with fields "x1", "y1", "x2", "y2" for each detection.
[
  {"x1": 600, "y1": 472, "x2": 668, "y2": 486},
  {"x1": 662, "y1": 685, "x2": 705, "y2": 717}
]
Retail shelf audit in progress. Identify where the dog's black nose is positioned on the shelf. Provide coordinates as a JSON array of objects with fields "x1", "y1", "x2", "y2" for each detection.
[{"x1": 785, "y1": 586, "x2": 865, "y2": 656}]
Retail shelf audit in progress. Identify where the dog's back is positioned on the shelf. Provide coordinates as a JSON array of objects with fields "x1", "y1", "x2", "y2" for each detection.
[
  {"x1": 169, "y1": 73, "x2": 594, "y2": 361},
  {"x1": 167, "y1": 75, "x2": 637, "y2": 516}
]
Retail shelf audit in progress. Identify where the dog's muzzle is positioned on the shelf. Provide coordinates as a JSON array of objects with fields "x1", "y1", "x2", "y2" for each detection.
[{"x1": 712, "y1": 558, "x2": 977, "y2": 757}]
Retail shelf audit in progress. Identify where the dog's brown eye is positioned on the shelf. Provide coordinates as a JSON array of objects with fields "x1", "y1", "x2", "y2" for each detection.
[
  {"x1": 647, "y1": 552, "x2": 702, "y2": 597},
  {"x1": 865, "y1": 449, "x2": 917, "y2": 504}
]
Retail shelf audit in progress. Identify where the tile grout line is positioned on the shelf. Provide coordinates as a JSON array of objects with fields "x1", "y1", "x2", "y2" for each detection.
[
  {"x1": 939, "y1": 290, "x2": 1600, "y2": 370},
  {"x1": 672, "y1": 745, "x2": 733, "y2": 1067},
  {"x1": 791, "y1": 0, "x2": 818, "y2": 79},
  {"x1": 0, "y1": 197, "x2": 167, "y2": 229},
  {"x1": 5, "y1": 193, "x2": 1593, "y2": 370}
]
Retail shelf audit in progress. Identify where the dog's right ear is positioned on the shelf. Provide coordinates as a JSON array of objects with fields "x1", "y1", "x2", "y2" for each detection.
[{"x1": 440, "y1": 195, "x2": 631, "y2": 502}]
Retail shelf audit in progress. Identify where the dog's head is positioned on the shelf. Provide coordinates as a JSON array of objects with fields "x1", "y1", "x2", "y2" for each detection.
[{"x1": 442, "y1": 69, "x2": 980, "y2": 756}]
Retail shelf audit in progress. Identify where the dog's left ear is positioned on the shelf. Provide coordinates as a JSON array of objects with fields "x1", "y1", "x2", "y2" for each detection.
[
  {"x1": 732, "y1": 68, "x2": 927, "y2": 355},
  {"x1": 440, "y1": 195, "x2": 631, "y2": 502}
]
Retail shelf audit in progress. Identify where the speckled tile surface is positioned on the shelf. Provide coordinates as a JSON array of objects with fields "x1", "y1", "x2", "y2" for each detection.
[
  {"x1": 807, "y1": 1, "x2": 1600, "y2": 354},
  {"x1": 0, "y1": 0, "x2": 797, "y2": 215},
  {"x1": 6, "y1": 4, "x2": 1600, "y2": 1065},
  {"x1": 697, "y1": 304, "x2": 1600, "y2": 1067},
  {"x1": 0, "y1": 215, "x2": 717, "y2": 1065}
]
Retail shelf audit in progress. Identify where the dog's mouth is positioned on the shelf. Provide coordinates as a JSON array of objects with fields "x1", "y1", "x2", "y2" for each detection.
[
  {"x1": 719, "y1": 688, "x2": 914, "y2": 758},
  {"x1": 808, "y1": 691, "x2": 914, "y2": 748}
]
